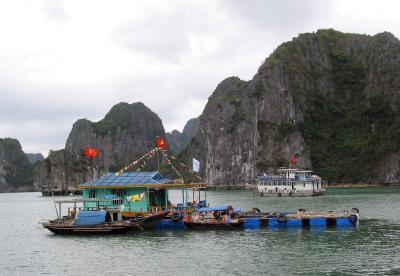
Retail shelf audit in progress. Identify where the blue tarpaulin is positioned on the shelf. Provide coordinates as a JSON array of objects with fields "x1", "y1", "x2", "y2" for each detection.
[
  {"x1": 75, "y1": 210, "x2": 107, "y2": 225},
  {"x1": 198, "y1": 206, "x2": 230, "y2": 212}
]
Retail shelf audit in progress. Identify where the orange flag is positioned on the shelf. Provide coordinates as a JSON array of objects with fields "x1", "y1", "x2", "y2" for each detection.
[
  {"x1": 85, "y1": 147, "x2": 99, "y2": 159},
  {"x1": 155, "y1": 136, "x2": 168, "y2": 150}
]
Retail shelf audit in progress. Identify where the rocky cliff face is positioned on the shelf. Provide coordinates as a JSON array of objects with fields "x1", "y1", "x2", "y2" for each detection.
[
  {"x1": 185, "y1": 29, "x2": 400, "y2": 186},
  {"x1": 38, "y1": 102, "x2": 166, "y2": 194},
  {"x1": 166, "y1": 117, "x2": 200, "y2": 154},
  {"x1": 0, "y1": 138, "x2": 34, "y2": 192}
]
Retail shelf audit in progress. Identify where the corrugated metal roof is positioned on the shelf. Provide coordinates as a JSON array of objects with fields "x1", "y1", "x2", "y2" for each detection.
[{"x1": 81, "y1": 171, "x2": 172, "y2": 187}]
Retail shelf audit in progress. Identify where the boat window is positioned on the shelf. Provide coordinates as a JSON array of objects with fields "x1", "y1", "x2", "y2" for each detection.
[{"x1": 89, "y1": 189, "x2": 96, "y2": 199}]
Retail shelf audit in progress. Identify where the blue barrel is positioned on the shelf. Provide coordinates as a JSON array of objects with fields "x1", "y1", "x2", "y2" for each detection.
[
  {"x1": 244, "y1": 218, "x2": 260, "y2": 229},
  {"x1": 286, "y1": 219, "x2": 302, "y2": 227},
  {"x1": 336, "y1": 217, "x2": 353, "y2": 226},
  {"x1": 309, "y1": 217, "x2": 327, "y2": 226},
  {"x1": 268, "y1": 218, "x2": 284, "y2": 227}
]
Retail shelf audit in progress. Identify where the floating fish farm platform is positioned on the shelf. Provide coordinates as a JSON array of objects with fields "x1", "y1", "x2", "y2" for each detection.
[{"x1": 155, "y1": 209, "x2": 359, "y2": 230}]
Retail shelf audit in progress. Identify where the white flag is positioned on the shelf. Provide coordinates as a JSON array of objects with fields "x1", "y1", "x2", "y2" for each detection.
[{"x1": 192, "y1": 158, "x2": 200, "y2": 172}]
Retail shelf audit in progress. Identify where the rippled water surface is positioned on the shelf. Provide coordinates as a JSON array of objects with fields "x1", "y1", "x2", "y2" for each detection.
[{"x1": 1, "y1": 187, "x2": 400, "y2": 275}]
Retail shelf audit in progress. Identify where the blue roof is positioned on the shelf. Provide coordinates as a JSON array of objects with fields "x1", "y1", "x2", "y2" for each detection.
[{"x1": 81, "y1": 171, "x2": 172, "y2": 187}]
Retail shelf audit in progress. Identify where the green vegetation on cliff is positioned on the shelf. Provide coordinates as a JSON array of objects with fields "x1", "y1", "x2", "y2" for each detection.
[{"x1": 294, "y1": 30, "x2": 400, "y2": 183}]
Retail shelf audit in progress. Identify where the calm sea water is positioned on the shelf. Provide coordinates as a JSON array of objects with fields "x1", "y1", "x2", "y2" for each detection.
[{"x1": 0, "y1": 187, "x2": 400, "y2": 275}]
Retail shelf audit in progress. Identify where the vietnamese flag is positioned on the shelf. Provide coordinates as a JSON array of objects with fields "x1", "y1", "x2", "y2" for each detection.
[
  {"x1": 85, "y1": 147, "x2": 99, "y2": 159},
  {"x1": 290, "y1": 155, "x2": 297, "y2": 165},
  {"x1": 290, "y1": 152, "x2": 301, "y2": 165},
  {"x1": 155, "y1": 136, "x2": 167, "y2": 150}
]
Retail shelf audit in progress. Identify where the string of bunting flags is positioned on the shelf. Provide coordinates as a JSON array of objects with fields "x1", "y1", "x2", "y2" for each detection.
[
  {"x1": 115, "y1": 148, "x2": 158, "y2": 176},
  {"x1": 160, "y1": 151, "x2": 202, "y2": 180},
  {"x1": 114, "y1": 136, "x2": 202, "y2": 180}
]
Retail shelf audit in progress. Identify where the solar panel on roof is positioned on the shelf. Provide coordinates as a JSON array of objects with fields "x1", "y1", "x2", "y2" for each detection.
[{"x1": 82, "y1": 171, "x2": 172, "y2": 187}]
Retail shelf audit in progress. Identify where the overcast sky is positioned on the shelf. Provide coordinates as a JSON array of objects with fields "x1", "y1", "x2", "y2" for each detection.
[{"x1": 1, "y1": 0, "x2": 400, "y2": 156}]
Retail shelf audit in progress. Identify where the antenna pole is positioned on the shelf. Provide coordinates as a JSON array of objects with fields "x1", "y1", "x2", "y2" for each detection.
[
  {"x1": 157, "y1": 148, "x2": 160, "y2": 172},
  {"x1": 50, "y1": 183, "x2": 59, "y2": 220}
]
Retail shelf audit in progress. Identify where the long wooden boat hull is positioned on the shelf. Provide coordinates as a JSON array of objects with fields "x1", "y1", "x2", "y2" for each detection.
[
  {"x1": 43, "y1": 222, "x2": 135, "y2": 235},
  {"x1": 184, "y1": 221, "x2": 244, "y2": 230},
  {"x1": 130, "y1": 211, "x2": 170, "y2": 230}
]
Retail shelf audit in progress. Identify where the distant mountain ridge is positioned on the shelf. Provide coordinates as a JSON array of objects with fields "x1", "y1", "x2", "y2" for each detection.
[
  {"x1": 0, "y1": 138, "x2": 35, "y2": 192},
  {"x1": 166, "y1": 117, "x2": 200, "y2": 154},
  {"x1": 26, "y1": 153, "x2": 44, "y2": 164}
]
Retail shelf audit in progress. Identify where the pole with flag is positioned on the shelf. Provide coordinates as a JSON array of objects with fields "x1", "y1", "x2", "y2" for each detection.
[
  {"x1": 192, "y1": 158, "x2": 200, "y2": 173},
  {"x1": 289, "y1": 151, "x2": 301, "y2": 168}
]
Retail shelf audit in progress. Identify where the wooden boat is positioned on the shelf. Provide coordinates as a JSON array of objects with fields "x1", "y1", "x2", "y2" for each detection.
[
  {"x1": 130, "y1": 210, "x2": 170, "y2": 230},
  {"x1": 43, "y1": 209, "x2": 170, "y2": 234},
  {"x1": 42, "y1": 221, "x2": 137, "y2": 235},
  {"x1": 183, "y1": 205, "x2": 244, "y2": 230}
]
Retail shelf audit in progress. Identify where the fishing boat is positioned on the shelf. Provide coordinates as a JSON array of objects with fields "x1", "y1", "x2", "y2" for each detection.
[
  {"x1": 136, "y1": 210, "x2": 170, "y2": 230},
  {"x1": 183, "y1": 206, "x2": 244, "y2": 230},
  {"x1": 42, "y1": 196, "x2": 171, "y2": 234},
  {"x1": 42, "y1": 210, "x2": 138, "y2": 235},
  {"x1": 256, "y1": 168, "x2": 325, "y2": 197}
]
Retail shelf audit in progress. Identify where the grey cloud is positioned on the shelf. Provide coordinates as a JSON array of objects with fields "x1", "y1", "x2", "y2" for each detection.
[
  {"x1": 41, "y1": 0, "x2": 69, "y2": 24},
  {"x1": 219, "y1": 0, "x2": 331, "y2": 34},
  {"x1": 111, "y1": 3, "x2": 219, "y2": 63}
]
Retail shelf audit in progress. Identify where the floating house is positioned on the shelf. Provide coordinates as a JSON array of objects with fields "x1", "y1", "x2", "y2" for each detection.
[{"x1": 79, "y1": 171, "x2": 206, "y2": 220}]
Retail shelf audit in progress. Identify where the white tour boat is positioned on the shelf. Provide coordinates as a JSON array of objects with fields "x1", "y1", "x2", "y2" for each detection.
[{"x1": 256, "y1": 168, "x2": 325, "y2": 197}]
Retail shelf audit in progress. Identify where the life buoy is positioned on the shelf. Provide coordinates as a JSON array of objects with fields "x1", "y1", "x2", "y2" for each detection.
[
  {"x1": 171, "y1": 212, "x2": 183, "y2": 222},
  {"x1": 184, "y1": 215, "x2": 192, "y2": 222},
  {"x1": 231, "y1": 212, "x2": 239, "y2": 219},
  {"x1": 349, "y1": 214, "x2": 358, "y2": 225},
  {"x1": 276, "y1": 213, "x2": 287, "y2": 223},
  {"x1": 213, "y1": 211, "x2": 221, "y2": 220}
]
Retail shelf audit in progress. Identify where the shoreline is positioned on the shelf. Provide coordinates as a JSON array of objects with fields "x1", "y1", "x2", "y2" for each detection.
[
  {"x1": 2, "y1": 183, "x2": 400, "y2": 195},
  {"x1": 326, "y1": 183, "x2": 400, "y2": 188}
]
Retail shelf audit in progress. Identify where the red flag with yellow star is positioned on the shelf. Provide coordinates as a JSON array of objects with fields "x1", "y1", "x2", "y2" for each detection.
[{"x1": 155, "y1": 137, "x2": 167, "y2": 150}]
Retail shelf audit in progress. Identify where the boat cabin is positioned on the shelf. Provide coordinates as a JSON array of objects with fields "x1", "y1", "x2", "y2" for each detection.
[{"x1": 257, "y1": 168, "x2": 324, "y2": 196}]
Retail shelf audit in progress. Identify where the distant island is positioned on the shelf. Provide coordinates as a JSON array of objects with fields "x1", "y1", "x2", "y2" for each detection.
[{"x1": 2, "y1": 29, "x2": 400, "y2": 193}]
